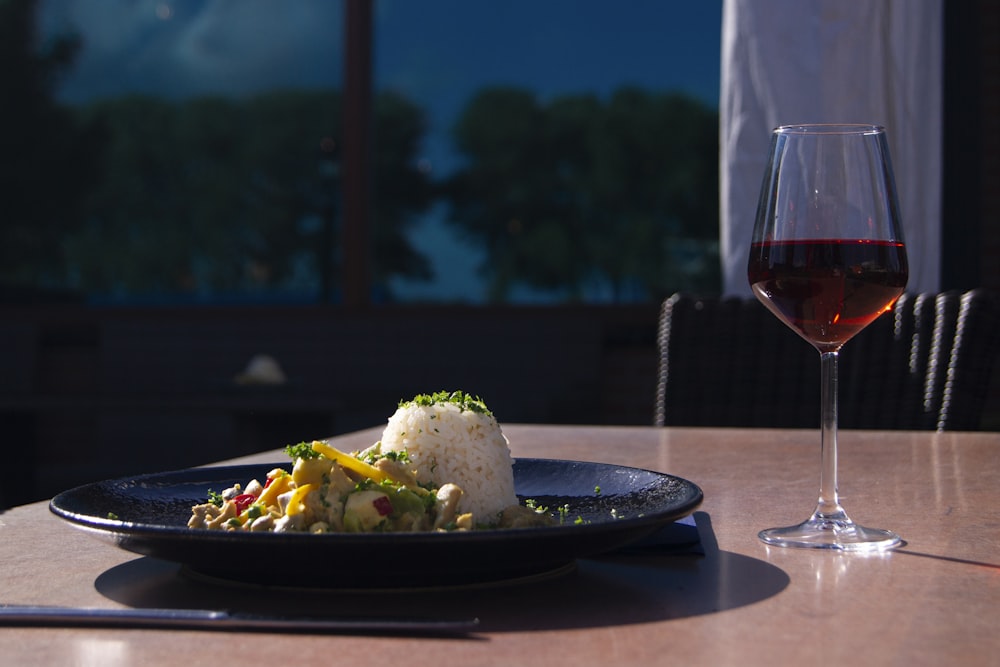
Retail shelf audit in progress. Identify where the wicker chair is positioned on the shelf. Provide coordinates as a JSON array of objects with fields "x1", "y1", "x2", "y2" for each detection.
[{"x1": 655, "y1": 289, "x2": 1000, "y2": 431}]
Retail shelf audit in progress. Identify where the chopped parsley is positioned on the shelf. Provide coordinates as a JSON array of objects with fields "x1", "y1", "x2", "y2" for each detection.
[
  {"x1": 354, "y1": 479, "x2": 381, "y2": 492},
  {"x1": 524, "y1": 498, "x2": 549, "y2": 514},
  {"x1": 557, "y1": 504, "x2": 571, "y2": 524},
  {"x1": 206, "y1": 489, "x2": 225, "y2": 507},
  {"x1": 402, "y1": 391, "x2": 492, "y2": 416},
  {"x1": 361, "y1": 448, "x2": 411, "y2": 465},
  {"x1": 284, "y1": 442, "x2": 320, "y2": 460}
]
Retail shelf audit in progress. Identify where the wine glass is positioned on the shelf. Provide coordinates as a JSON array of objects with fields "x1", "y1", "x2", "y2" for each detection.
[{"x1": 747, "y1": 124, "x2": 908, "y2": 551}]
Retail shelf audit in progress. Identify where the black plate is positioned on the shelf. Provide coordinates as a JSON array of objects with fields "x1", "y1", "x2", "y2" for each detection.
[{"x1": 50, "y1": 458, "x2": 702, "y2": 589}]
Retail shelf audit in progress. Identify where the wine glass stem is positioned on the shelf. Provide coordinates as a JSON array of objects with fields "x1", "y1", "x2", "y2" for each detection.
[{"x1": 817, "y1": 350, "x2": 844, "y2": 518}]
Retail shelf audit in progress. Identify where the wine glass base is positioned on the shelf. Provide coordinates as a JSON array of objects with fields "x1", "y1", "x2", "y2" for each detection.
[{"x1": 759, "y1": 516, "x2": 902, "y2": 552}]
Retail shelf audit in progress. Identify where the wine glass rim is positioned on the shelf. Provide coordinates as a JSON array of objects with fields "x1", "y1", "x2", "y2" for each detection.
[{"x1": 775, "y1": 123, "x2": 885, "y2": 135}]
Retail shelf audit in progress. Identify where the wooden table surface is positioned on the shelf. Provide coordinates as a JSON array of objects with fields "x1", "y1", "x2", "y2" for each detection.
[{"x1": 1, "y1": 424, "x2": 997, "y2": 666}]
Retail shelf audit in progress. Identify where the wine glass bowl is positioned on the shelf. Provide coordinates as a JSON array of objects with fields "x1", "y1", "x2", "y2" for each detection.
[
  {"x1": 748, "y1": 124, "x2": 907, "y2": 551},
  {"x1": 748, "y1": 238, "x2": 908, "y2": 353}
]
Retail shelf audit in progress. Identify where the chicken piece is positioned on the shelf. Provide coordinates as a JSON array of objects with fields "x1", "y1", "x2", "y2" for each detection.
[
  {"x1": 244, "y1": 479, "x2": 264, "y2": 498},
  {"x1": 373, "y1": 457, "x2": 418, "y2": 487},
  {"x1": 205, "y1": 500, "x2": 237, "y2": 529},
  {"x1": 249, "y1": 514, "x2": 275, "y2": 532},
  {"x1": 319, "y1": 486, "x2": 346, "y2": 530},
  {"x1": 301, "y1": 485, "x2": 333, "y2": 525},
  {"x1": 273, "y1": 512, "x2": 305, "y2": 532},
  {"x1": 188, "y1": 502, "x2": 222, "y2": 529},
  {"x1": 433, "y1": 483, "x2": 463, "y2": 530},
  {"x1": 326, "y1": 464, "x2": 356, "y2": 499},
  {"x1": 276, "y1": 489, "x2": 296, "y2": 516}
]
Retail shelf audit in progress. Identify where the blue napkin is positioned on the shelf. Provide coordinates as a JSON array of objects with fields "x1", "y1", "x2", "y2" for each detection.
[{"x1": 613, "y1": 513, "x2": 703, "y2": 555}]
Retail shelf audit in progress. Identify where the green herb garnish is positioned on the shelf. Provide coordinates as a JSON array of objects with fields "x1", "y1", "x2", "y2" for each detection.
[
  {"x1": 207, "y1": 490, "x2": 225, "y2": 507},
  {"x1": 525, "y1": 498, "x2": 549, "y2": 514},
  {"x1": 557, "y1": 504, "x2": 571, "y2": 524},
  {"x1": 362, "y1": 448, "x2": 411, "y2": 465},
  {"x1": 403, "y1": 391, "x2": 492, "y2": 416},
  {"x1": 284, "y1": 442, "x2": 320, "y2": 460}
]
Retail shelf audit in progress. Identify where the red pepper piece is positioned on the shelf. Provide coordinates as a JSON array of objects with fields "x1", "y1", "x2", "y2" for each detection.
[
  {"x1": 372, "y1": 495, "x2": 393, "y2": 517},
  {"x1": 233, "y1": 493, "x2": 256, "y2": 515}
]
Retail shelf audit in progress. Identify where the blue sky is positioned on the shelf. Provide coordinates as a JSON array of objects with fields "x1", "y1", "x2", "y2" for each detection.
[{"x1": 40, "y1": 0, "x2": 723, "y2": 302}]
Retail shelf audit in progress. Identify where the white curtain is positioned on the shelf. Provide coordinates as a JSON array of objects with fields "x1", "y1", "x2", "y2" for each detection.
[{"x1": 719, "y1": 0, "x2": 943, "y2": 296}]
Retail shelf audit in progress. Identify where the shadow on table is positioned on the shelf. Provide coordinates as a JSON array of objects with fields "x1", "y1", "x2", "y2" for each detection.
[{"x1": 94, "y1": 512, "x2": 789, "y2": 633}]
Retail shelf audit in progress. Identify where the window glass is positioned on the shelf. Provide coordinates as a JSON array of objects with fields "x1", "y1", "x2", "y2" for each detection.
[
  {"x1": 375, "y1": 1, "x2": 722, "y2": 303},
  {"x1": 28, "y1": 0, "x2": 345, "y2": 304},
  {"x1": 10, "y1": 0, "x2": 720, "y2": 305}
]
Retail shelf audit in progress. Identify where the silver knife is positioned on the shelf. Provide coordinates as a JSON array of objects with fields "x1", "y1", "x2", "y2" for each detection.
[{"x1": 0, "y1": 605, "x2": 479, "y2": 634}]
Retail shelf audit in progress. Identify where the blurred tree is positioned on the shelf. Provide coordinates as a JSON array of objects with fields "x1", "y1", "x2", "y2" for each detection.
[
  {"x1": 445, "y1": 87, "x2": 560, "y2": 301},
  {"x1": 371, "y1": 91, "x2": 435, "y2": 289},
  {"x1": 66, "y1": 96, "x2": 190, "y2": 294},
  {"x1": 0, "y1": 0, "x2": 102, "y2": 291},
  {"x1": 65, "y1": 90, "x2": 433, "y2": 300},
  {"x1": 445, "y1": 86, "x2": 719, "y2": 302}
]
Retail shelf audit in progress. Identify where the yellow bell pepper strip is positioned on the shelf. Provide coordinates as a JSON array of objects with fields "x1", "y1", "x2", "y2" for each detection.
[
  {"x1": 256, "y1": 470, "x2": 293, "y2": 509},
  {"x1": 284, "y1": 483, "x2": 314, "y2": 517},
  {"x1": 291, "y1": 456, "x2": 331, "y2": 487},
  {"x1": 310, "y1": 441, "x2": 405, "y2": 484}
]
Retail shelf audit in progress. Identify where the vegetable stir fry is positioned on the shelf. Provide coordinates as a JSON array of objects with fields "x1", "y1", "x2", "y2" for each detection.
[{"x1": 189, "y1": 440, "x2": 549, "y2": 533}]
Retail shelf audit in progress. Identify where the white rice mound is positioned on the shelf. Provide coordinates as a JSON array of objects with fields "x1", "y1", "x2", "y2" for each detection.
[{"x1": 379, "y1": 400, "x2": 517, "y2": 522}]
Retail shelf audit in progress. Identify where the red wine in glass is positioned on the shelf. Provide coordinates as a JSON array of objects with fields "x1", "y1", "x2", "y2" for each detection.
[
  {"x1": 748, "y1": 239, "x2": 908, "y2": 352},
  {"x1": 748, "y1": 124, "x2": 908, "y2": 551}
]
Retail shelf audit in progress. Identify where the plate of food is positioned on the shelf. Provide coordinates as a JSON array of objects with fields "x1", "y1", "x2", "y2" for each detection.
[{"x1": 50, "y1": 391, "x2": 703, "y2": 589}]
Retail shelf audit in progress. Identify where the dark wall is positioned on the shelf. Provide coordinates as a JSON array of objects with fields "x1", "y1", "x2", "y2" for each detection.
[{"x1": 0, "y1": 303, "x2": 659, "y2": 506}]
